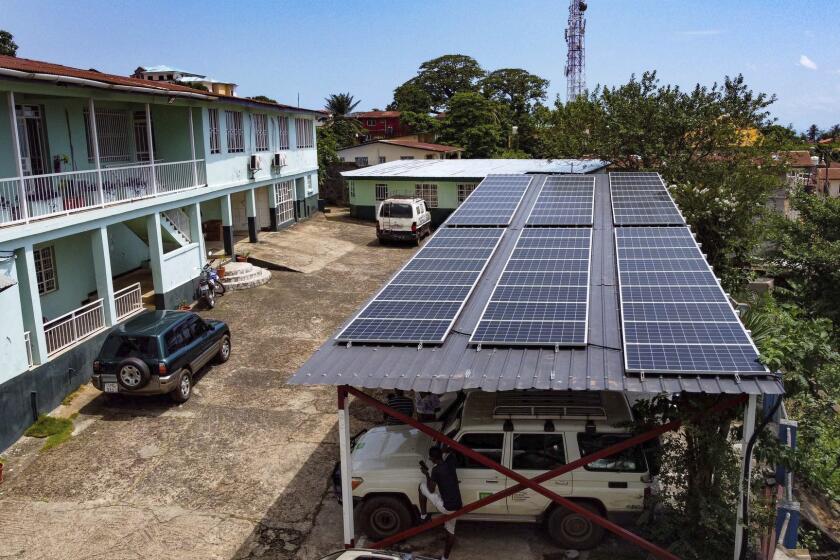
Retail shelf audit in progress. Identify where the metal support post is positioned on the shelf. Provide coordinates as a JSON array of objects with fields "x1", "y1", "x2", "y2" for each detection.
[
  {"x1": 145, "y1": 103, "x2": 157, "y2": 194},
  {"x1": 187, "y1": 107, "x2": 198, "y2": 186},
  {"x1": 337, "y1": 386, "x2": 355, "y2": 548},
  {"x1": 88, "y1": 98, "x2": 104, "y2": 205},
  {"x1": 734, "y1": 394, "x2": 758, "y2": 560}
]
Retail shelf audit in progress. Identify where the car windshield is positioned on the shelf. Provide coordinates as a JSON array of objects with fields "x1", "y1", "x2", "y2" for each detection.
[
  {"x1": 389, "y1": 203, "x2": 412, "y2": 218},
  {"x1": 100, "y1": 333, "x2": 159, "y2": 360}
]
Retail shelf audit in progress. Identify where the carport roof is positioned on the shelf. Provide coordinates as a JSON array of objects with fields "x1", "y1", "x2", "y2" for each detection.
[{"x1": 289, "y1": 174, "x2": 784, "y2": 395}]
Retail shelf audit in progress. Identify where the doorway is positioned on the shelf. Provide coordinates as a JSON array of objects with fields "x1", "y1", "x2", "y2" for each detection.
[{"x1": 16, "y1": 105, "x2": 50, "y2": 176}]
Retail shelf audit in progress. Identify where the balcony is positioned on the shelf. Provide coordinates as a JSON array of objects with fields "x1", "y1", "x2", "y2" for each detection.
[{"x1": 0, "y1": 159, "x2": 206, "y2": 227}]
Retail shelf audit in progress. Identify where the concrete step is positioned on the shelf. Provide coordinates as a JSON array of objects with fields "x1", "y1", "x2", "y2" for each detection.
[{"x1": 221, "y1": 262, "x2": 271, "y2": 291}]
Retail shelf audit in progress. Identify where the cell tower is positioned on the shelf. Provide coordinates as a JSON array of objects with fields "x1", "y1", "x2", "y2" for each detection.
[{"x1": 564, "y1": 0, "x2": 587, "y2": 101}]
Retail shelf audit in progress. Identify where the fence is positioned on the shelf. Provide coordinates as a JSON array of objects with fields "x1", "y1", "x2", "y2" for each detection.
[
  {"x1": 43, "y1": 299, "x2": 106, "y2": 356},
  {"x1": 114, "y1": 282, "x2": 143, "y2": 321}
]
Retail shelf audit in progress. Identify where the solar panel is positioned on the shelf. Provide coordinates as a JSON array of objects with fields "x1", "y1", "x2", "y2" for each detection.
[
  {"x1": 609, "y1": 172, "x2": 685, "y2": 225},
  {"x1": 336, "y1": 227, "x2": 504, "y2": 344},
  {"x1": 445, "y1": 175, "x2": 532, "y2": 226},
  {"x1": 471, "y1": 228, "x2": 592, "y2": 346},
  {"x1": 615, "y1": 226, "x2": 767, "y2": 374},
  {"x1": 526, "y1": 175, "x2": 595, "y2": 226}
]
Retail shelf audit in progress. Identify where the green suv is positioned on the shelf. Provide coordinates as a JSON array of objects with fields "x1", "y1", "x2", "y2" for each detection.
[{"x1": 91, "y1": 311, "x2": 231, "y2": 403}]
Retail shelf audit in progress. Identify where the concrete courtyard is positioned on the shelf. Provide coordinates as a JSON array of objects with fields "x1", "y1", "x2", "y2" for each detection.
[{"x1": 0, "y1": 212, "x2": 643, "y2": 560}]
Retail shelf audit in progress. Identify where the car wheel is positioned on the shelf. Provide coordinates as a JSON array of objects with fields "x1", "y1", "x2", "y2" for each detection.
[
  {"x1": 216, "y1": 335, "x2": 231, "y2": 363},
  {"x1": 170, "y1": 369, "x2": 192, "y2": 403},
  {"x1": 116, "y1": 357, "x2": 151, "y2": 390},
  {"x1": 359, "y1": 496, "x2": 413, "y2": 541},
  {"x1": 545, "y1": 502, "x2": 605, "y2": 550}
]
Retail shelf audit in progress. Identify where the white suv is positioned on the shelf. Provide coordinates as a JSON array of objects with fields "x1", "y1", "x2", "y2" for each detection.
[
  {"x1": 376, "y1": 197, "x2": 432, "y2": 244},
  {"x1": 344, "y1": 391, "x2": 653, "y2": 549}
]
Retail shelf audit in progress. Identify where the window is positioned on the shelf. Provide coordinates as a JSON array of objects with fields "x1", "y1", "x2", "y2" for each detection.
[
  {"x1": 400, "y1": 156, "x2": 415, "y2": 160},
  {"x1": 253, "y1": 114, "x2": 269, "y2": 151},
  {"x1": 100, "y1": 334, "x2": 159, "y2": 360},
  {"x1": 33, "y1": 246, "x2": 57, "y2": 295},
  {"x1": 132, "y1": 111, "x2": 152, "y2": 162},
  {"x1": 275, "y1": 180, "x2": 295, "y2": 224},
  {"x1": 225, "y1": 110, "x2": 244, "y2": 153},
  {"x1": 379, "y1": 202, "x2": 412, "y2": 218},
  {"x1": 208, "y1": 109, "x2": 221, "y2": 154},
  {"x1": 577, "y1": 433, "x2": 647, "y2": 473},
  {"x1": 512, "y1": 434, "x2": 566, "y2": 470},
  {"x1": 455, "y1": 433, "x2": 504, "y2": 469},
  {"x1": 277, "y1": 116, "x2": 290, "y2": 150},
  {"x1": 295, "y1": 118, "x2": 314, "y2": 149},
  {"x1": 84, "y1": 109, "x2": 132, "y2": 163},
  {"x1": 378, "y1": 156, "x2": 386, "y2": 164},
  {"x1": 457, "y1": 183, "x2": 477, "y2": 204},
  {"x1": 367, "y1": 118, "x2": 376, "y2": 126},
  {"x1": 349, "y1": 182, "x2": 355, "y2": 198},
  {"x1": 425, "y1": 154, "x2": 435, "y2": 159},
  {"x1": 375, "y1": 184, "x2": 388, "y2": 201},
  {"x1": 415, "y1": 183, "x2": 438, "y2": 208},
  {"x1": 355, "y1": 156, "x2": 369, "y2": 167},
  {"x1": 165, "y1": 317, "x2": 200, "y2": 354}
]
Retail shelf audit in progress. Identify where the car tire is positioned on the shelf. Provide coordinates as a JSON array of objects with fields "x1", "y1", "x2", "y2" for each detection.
[
  {"x1": 545, "y1": 502, "x2": 605, "y2": 550},
  {"x1": 170, "y1": 369, "x2": 192, "y2": 403},
  {"x1": 359, "y1": 496, "x2": 414, "y2": 541},
  {"x1": 116, "y1": 357, "x2": 151, "y2": 391},
  {"x1": 216, "y1": 335, "x2": 231, "y2": 363}
]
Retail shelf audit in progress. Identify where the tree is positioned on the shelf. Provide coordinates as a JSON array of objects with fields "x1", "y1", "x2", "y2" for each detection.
[
  {"x1": 398, "y1": 111, "x2": 440, "y2": 135},
  {"x1": 323, "y1": 92, "x2": 364, "y2": 148},
  {"x1": 407, "y1": 54, "x2": 485, "y2": 112},
  {"x1": 438, "y1": 92, "x2": 502, "y2": 158},
  {"x1": 388, "y1": 81, "x2": 433, "y2": 113},
  {"x1": 481, "y1": 68, "x2": 549, "y2": 119},
  {"x1": 806, "y1": 124, "x2": 820, "y2": 142},
  {"x1": 249, "y1": 94, "x2": 277, "y2": 103},
  {"x1": 316, "y1": 126, "x2": 340, "y2": 189},
  {"x1": 0, "y1": 30, "x2": 17, "y2": 57}
]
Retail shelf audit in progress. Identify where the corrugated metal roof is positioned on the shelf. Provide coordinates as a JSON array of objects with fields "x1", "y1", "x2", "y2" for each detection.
[
  {"x1": 341, "y1": 159, "x2": 610, "y2": 179},
  {"x1": 289, "y1": 174, "x2": 784, "y2": 395}
]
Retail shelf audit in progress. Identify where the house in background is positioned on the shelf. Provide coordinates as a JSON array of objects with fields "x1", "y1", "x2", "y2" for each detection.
[
  {"x1": 0, "y1": 54, "x2": 322, "y2": 449},
  {"x1": 132, "y1": 65, "x2": 238, "y2": 96},
  {"x1": 772, "y1": 150, "x2": 840, "y2": 215},
  {"x1": 350, "y1": 110, "x2": 405, "y2": 141},
  {"x1": 338, "y1": 138, "x2": 463, "y2": 168}
]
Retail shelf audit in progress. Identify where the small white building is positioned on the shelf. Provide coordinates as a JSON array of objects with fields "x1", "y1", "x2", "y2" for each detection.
[
  {"x1": 338, "y1": 138, "x2": 462, "y2": 167},
  {"x1": 132, "y1": 65, "x2": 238, "y2": 97}
]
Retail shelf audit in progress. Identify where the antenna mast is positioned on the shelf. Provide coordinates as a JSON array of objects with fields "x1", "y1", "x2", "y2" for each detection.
[{"x1": 565, "y1": 0, "x2": 587, "y2": 101}]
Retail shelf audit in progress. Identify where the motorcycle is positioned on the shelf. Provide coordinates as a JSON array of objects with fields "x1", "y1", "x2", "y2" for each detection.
[{"x1": 197, "y1": 259, "x2": 225, "y2": 309}]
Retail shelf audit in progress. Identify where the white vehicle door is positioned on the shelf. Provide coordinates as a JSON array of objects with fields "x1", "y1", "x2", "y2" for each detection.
[
  {"x1": 454, "y1": 432, "x2": 509, "y2": 514},
  {"x1": 388, "y1": 201, "x2": 413, "y2": 231},
  {"x1": 379, "y1": 202, "x2": 391, "y2": 231},
  {"x1": 506, "y1": 432, "x2": 572, "y2": 516},
  {"x1": 570, "y1": 433, "x2": 648, "y2": 513}
]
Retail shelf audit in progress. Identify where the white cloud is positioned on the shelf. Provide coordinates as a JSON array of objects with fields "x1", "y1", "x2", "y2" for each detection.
[
  {"x1": 799, "y1": 55, "x2": 818, "y2": 70},
  {"x1": 676, "y1": 29, "x2": 723, "y2": 37}
]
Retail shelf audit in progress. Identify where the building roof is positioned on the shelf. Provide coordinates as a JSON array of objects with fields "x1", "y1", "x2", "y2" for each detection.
[
  {"x1": 816, "y1": 166, "x2": 840, "y2": 180},
  {"x1": 290, "y1": 173, "x2": 783, "y2": 396},
  {"x1": 0, "y1": 55, "x2": 325, "y2": 115},
  {"x1": 342, "y1": 159, "x2": 610, "y2": 179},
  {"x1": 379, "y1": 138, "x2": 462, "y2": 153},
  {"x1": 780, "y1": 150, "x2": 816, "y2": 168},
  {"x1": 136, "y1": 65, "x2": 197, "y2": 75},
  {"x1": 352, "y1": 110, "x2": 401, "y2": 118},
  {"x1": 177, "y1": 76, "x2": 237, "y2": 87}
]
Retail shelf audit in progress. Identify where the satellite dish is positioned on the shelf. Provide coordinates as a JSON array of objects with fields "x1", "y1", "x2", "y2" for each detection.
[{"x1": 579, "y1": 1, "x2": 587, "y2": 11}]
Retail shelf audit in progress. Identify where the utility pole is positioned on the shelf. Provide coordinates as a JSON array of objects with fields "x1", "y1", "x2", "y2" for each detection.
[{"x1": 565, "y1": 0, "x2": 588, "y2": 101}]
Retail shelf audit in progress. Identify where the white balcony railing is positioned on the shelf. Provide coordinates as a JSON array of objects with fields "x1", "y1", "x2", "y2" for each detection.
[
  {"x1": 44, "y1": 299, "x2": 106, "y2": 356},
  {"x1": 0, "y1": 159, "x2": 206, "y2": 227},
  {"x1": 24, "y1": 330, "x2": 33, "y2": 367},
  {"x1": 114, "y1": 282, "x2": 144, "y2": 321}
]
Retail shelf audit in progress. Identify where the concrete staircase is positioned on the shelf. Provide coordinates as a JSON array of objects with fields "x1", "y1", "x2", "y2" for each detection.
[{"x1": 222, "y1": 262, "x2": 271, "y2": 291}]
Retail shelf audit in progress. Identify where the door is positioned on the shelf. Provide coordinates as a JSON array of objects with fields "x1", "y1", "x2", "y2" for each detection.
[
  {"x1": 276, "y1": 181, "x2": 294, "y2": 225},
  {"x1": 570, "y1": 433, "x2": 648, "y2": 513},
  {"x1": 506, "y1": 433, "x2": 572, "y2": 516},
  {"x1": 454, "y1": 432, "x2": 508, "y2": 515},
  {"x1": 230, "y1": 191, "x2": 248, "y2": 233},
  {"x1": 256, "y1": 186, "x2": 270, "y2": 229},
  {"x1": 16, "y1": 105, "x2": 49, "y2": 176}
]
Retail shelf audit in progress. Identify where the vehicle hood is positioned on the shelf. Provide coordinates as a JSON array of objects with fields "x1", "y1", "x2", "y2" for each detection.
[{"x1": 352, "y1": 425, "x2": 435, "y2": 472}]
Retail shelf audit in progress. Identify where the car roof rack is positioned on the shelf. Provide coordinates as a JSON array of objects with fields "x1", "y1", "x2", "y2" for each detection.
[{"x1": 492, "y1": 391, "x2": 607, "y2": 420}]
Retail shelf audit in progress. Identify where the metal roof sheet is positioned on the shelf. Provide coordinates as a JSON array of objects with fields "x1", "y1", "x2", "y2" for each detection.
[
  {"x1": 289, "y1": 174, "x2": 784, "y2": 395},
  {"x1": 341, "y1": 159, "x2": 610, "y2": 179}
]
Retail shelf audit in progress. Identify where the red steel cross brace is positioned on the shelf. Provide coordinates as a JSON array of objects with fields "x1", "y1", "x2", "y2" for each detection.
[{"x1": 344, "y1": 386, "x2": 747, "y2": 560}]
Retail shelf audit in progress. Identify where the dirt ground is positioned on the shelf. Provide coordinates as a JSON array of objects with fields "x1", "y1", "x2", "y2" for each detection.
[{"x1": 0, "y1": 212, "x2": 642, "y2": 560}]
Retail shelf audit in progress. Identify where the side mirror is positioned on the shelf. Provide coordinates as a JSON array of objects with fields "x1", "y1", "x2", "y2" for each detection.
[{"x1": 207, "y1": 251, "x2": 212, "y2": 257}]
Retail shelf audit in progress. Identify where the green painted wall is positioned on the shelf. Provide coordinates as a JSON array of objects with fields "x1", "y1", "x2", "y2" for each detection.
[
  {"x1": 150, "y1": 104, "x2": 192, "y2": 162},
  {"x1": 35, "y1": 232, "x2": 96, "y2": 320},
  {"x1": 0, "y1": 258, "x2": 28, "y2": 384},
  {"x1": 200, "y1": 199, "x2": 222, "y2": 220},
  {"x1": 107, "y1": 222, "x2": 149, "y2": 276},
  {"x1": 348, "y1": 178, "x2": 479, "y2": 210},
  {"x1": 0, "y1": 95, "x2": 17, "y2": 175}
]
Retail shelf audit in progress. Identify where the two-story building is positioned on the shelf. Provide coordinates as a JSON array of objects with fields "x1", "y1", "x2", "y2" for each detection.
[
  {"x1": 351, "y1": 110, "x2": 406, "y2": 141},
  {"x1": 0, "y1": 55, "x2": 322, "y2": 449}
]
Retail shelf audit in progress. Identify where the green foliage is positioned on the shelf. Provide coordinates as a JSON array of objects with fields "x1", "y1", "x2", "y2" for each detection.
[
  {"x1": 399, "y1": 111, "x2": 440, "y2": 135},
  {"x1": 25, "y1": 414, "x2": 74, "y2": 452},
  {"x1": 411, "y1": 54, "x2": 485, "y2": 112},
  {"x1": 389, "y1": 82, "x2": 433, "y2": 113},
  {"x1": 480, "y1": 68, "x2": 549, "y2": 119},
  {"x1": 324, "y1": 92, "x2": 361, "y2": 116},
  {"x1": 316, "y1": 127, "x2": 340, "y2": 187},
  {"x1": 0, "y1": 30, "x2": 17, "y2": 57},
  {"x1": 438, "y1": 92, "x2": 502, "y2": 158},
  {"x1": 323, "y1": 92, "x2": 364, "y2": 148},
  {"x1": 248, "y1": 94, "x2": 276, "y2": 103}
]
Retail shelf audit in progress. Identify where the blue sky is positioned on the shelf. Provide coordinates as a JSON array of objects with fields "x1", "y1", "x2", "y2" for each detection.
[{"x1": 4, "y1": 0, "x2": 839, "y2": 130}]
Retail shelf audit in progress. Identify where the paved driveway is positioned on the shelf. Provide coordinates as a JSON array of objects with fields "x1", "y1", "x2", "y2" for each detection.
[{"x1": 0, "y1": 213, "x2": 641, "y2": 560}]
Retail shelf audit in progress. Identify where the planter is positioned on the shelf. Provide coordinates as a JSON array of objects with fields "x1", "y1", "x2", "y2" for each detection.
[
  {"x1": 235, "y1": 255, "x2": 248, "y2": 263},
  {"x1": 217, "y1": 267, "x2": 225, "y2": 279},
  {"x1": 178, "y1": 304, "x2": 191, "y2": 311}
]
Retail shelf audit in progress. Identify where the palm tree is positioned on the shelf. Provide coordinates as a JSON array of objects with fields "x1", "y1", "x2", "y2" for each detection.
[{"x1": 324, "y1": 93, "x2": 364, "y2": 147}]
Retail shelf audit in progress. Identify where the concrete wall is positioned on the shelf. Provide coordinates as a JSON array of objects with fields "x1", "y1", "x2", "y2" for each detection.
[
  {"x1": 348, "y1": 178, "x2": 477, "y2": 225},
  {"x1": 34, "y1": 232, "x2": 96, "y2": 320},
  {"x1": 108, "y1": 222, "x2": 149, "y2": 276},
  {"x1": 162, "y1": 243, "x2": 202, "y2": 292},
  {"x1": 337, "y1": 143, "x2": 452, "y2": 165},
  {"x1": 0, "y1": 256, "x2": 28, "y2": 384}
]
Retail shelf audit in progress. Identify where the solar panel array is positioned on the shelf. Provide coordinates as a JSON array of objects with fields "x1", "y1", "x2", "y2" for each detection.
[
  {"x1": 527, "y1": 175, "x2": 595, "y2": 226},
  {"x1": 336, "y1": 228, "x2": 504, "y2": 344},
  {"x1": 471, "y1": 228, "x2": 592, "y2": 346},
  {"x1": 609, "y1": 172, "x2": 684, "y2": 225},
  {"x1": 615, "y1": 226, "x2": 767, "y2": 374},
  {"x1": 445, "y1": 174, "x2": 531, "y2": 226}
]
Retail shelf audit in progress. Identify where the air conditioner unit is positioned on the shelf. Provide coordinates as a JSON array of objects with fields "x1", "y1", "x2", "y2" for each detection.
[
  {"x1": 272, "y1": 152, "x2": 286, "y2": 167},
  {"x1": 249, "y1": 154, "x2": 261, "y2": 172}
]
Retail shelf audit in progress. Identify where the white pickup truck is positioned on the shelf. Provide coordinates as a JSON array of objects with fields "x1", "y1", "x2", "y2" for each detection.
[{"x1": 340, "y1": 391, "x2": 654, "y2": 549}]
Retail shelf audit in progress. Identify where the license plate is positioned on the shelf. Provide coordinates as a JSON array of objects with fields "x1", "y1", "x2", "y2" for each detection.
[{"x1": 103, "y1": 383, "x2": 119, "y2": 393}]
